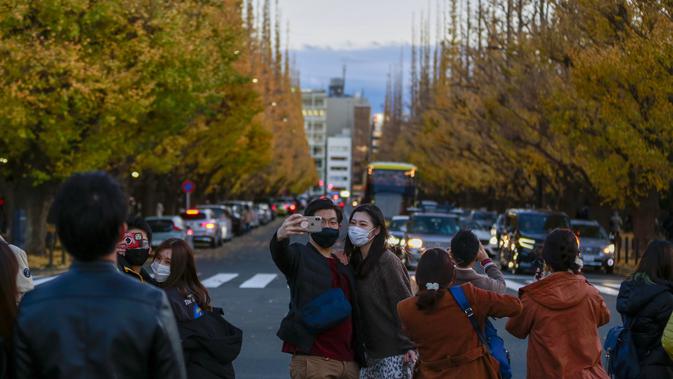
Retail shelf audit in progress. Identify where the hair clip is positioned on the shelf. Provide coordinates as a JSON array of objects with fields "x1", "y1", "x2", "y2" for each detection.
[{"x1": 425, "y1": 282, "x2": 440, "y2": 291}]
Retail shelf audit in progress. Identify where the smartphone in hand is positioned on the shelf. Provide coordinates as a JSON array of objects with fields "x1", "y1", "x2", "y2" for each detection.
[{"x1": 301, "y1": 216, "x2": 323, "y2": 233}]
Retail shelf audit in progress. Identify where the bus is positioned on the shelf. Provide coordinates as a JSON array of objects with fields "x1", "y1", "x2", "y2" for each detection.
[{"x1": 363, "y1": 162, "x2": 417, "y2": 220}]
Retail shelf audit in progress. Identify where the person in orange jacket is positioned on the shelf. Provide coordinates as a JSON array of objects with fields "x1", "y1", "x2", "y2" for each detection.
[{"x1": 506, "y1": 228, "x2": 610, "y2": 379}]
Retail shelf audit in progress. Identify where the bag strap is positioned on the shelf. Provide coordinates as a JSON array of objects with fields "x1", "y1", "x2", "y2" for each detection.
[{"x1": 449, "y1": 286, "x2": 490, "y2": 352}]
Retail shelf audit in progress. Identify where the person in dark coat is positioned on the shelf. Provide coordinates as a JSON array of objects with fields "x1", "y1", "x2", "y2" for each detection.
[
  {"x1": 153, "y1": 238, "x2": 242, "y2": 379},
  {"x1": 617, "y1": 240, "x2": 673, "y2": 378}
]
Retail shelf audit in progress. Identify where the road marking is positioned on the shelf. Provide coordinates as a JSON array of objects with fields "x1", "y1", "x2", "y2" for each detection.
[
  {"x1": 599, "y1": 282, "x2": 622, "y2": 290},
  {"x1": 240, "y1": 274, "x2": 277, "y2": 288},
  {"x1": 505, "y1": 280, "x2": 525, "y2": 292},
  {"x1": 202, "y1": 273, "x2": 239, "y2": 288},
  {"x1": 34, "y1": 276, "x2": 58, "y2": 286},
  {"x1": 592, "y1": 284, "x2": 620, "y2": 296}
]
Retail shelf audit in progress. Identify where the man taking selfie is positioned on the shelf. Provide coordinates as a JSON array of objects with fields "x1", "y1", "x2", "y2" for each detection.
[{"x1": 270, "y1": 198, "x2": 365, "y2": 379}]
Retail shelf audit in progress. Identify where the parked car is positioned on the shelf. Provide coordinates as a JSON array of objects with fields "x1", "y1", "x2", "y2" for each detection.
[
  {"x1": 403, "y1": 213, "x2": 461, "y2": 270},
  {"x1": 179, "y1": 208, "x2": 223, "y2": 248},
  {"x1": 222, "y1": 204, "x2": 244, "y2": 236},
  {"x1": 499, "y1": 209, "x2": 571, "y2": 274},
  {"x1": 146, "y1": 216, "x2": 193, "y2": 249},
  {"x1": 196, "y1": 205, "x2": 234, "y2": 242},
  {"x1": 571, "y1": 219, "x2": 615, "y2": 274},
  {"x1": 271, "y1": 198, "x2": 298, "y2": 216},
  {"x1": 255, "y1": 203, "x2": 273, "y2": 225}
]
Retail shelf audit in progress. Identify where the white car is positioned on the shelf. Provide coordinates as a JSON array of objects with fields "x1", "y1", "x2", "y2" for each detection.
[
  {"x1": 180, "y1": 209, "x2": 224, "y2": 248},
  {"x1": 197, "y1": 205, "x2": 234, "y2": 242}
]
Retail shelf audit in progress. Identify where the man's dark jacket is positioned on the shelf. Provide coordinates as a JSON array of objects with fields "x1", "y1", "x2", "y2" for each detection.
[
  {"x1": 270, "y1": 234, "x2": 366, "y2": 365},
  {"x1": 13, "y1": 260, "x2": 187, "y2": 379}
]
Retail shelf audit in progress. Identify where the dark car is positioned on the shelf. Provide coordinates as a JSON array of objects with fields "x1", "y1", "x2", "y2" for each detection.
[
  {"x1": 499, "y1": 209, "x2": 570, "y2": 274},
  {"x1": 467, "y1": 210, "x2": 498, "y2": 230},
  {"x1": 571, "y1": 219, "x2": 615, "y2": 274},
  {"x1": 403, "y1": 213, "x2": 460, "y2": 270}
]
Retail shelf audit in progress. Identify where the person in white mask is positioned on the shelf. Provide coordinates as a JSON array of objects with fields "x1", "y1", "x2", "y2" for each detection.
[
  {"x1": 151, "y1": 238, "x2": 243, "y2": 378},
  {"x1": 345, "y1": 204, "x2": 417, "y2": 379}
]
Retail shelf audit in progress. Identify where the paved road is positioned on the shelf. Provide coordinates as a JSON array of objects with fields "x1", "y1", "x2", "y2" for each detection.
[
  {"x1": 33, "y1": 219, "x2": 625, "y2": 378},
  {"x1": 192, "y1": 220, "x2": 624, "y2": 379}
]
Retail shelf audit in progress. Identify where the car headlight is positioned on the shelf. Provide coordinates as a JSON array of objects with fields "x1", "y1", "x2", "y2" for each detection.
[
  {"x1": 603, "y1": 244, "x2": 615, "y2": 254},
  {"x1": 489, "y1": 236, "x2": 498, "y2": 246},
  {"x1": 387, "y1": 236, "x2": 400, "y2": 246},
  {"x1": 408, "y1": 238, "x2": 423, "y2": 249},
  {"x1": 519, "y1": 237, "x2": 535, "y2": 250}
]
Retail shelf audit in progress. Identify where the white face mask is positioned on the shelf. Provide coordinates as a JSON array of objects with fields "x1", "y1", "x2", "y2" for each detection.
[
  {"x1": 151, "y1": 261, "x2": 171, "y2": 283},
  {"x1": 348, "y1": 226, "x2": 374, "y2": 247}
]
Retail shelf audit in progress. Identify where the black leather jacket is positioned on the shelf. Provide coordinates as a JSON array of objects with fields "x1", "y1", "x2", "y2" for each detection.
[{"x1": 13, "y1": 260, "x2": 187, "y2": 379}]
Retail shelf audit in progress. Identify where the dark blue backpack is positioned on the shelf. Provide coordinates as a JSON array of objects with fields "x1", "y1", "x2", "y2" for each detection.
[
  {"x1": 604, "y1": 317, "x2": 640, "y2": 379},
  {"x1": 449, "y1": 286, "x2": 512, "y2": 379}
]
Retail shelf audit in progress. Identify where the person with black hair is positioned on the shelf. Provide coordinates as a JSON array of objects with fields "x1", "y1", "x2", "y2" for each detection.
[
  {"x1": 12, "y1": 172, "x2": 186, "y2": 379},
  {"x1": 506, "y1": 229, "x2": 610, "y2": 379},
  {"x1": 270, "y1": 198, "x2": 365, "y2": 379},
  {"x1": 344, "y1": 204, "x2": 415, "y2": 378},
  {"x1": 616, "y1": 240, "x2": 673, "y2": 378},
  {"x1": 116, "y1": 215, "x2": 156, "y2": 284},
  {"x1": 451, "y1": 230, "x2": 506, "y2": 294},
  {"x1": 397, "y1": 249, "x2": 521, "y2": 379},
  {"x1": 153, "y1": 239, "x2": 242, "y2": 379}
]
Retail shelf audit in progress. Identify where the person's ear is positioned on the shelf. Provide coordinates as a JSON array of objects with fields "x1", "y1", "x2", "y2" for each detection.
[{"x1": 372, "y1": 226, "x2": 381, "y2": 237}]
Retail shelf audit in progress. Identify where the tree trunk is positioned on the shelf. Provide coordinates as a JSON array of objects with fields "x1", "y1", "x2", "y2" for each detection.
[
  {"x1": 632, "y1": 190, "x2": 660, "y2": 252},
  {"x1": 23, "y1": 184, "x2": 53, "y2": 256}
]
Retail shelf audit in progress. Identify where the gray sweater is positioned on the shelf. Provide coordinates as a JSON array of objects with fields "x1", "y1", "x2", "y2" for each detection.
[{"x1": 354, "y1": 250, "x2": 415, "y2": 360}]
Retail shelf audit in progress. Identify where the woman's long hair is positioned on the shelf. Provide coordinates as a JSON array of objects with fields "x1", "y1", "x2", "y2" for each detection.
[
  {"x1": 155, "y1": 239, "x2": 211, "y2": 310},
  {"x1": 345, "y1": 204, "x2": 389, "y2": 278},
  {"x1": 415, "y1": 248, "x2": 455, "y2": 312},
  {"x1": 633, "y1": 240, "x2": 673, "y2": 284},
  {"x1": 0, "y1": 241, "x2": 18, "y2": 346}
]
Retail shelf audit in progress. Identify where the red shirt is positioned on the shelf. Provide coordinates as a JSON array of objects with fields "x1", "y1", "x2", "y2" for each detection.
[{"x1": 283, "y1": 257, "x2": 355, "y2": 362}]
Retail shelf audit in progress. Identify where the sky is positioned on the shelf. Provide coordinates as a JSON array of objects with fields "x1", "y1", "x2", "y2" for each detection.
[{"x1": 280, "y1": 0, "x2": 441, "y2": 113}]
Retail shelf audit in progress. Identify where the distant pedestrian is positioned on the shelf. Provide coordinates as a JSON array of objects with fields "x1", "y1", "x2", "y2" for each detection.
[
  {"x1": 616, "y1": 240, "x2": 673, "y2": 378},
  {"x1": 344, "y1": 204, "x2": 416, "y2": 378},
  {"x1": 116, "y1": 216, "x2": 156, "y2": 284},
  {"x1": 0, "y1": 241, "x2": 18, "y2": 379},
  {"x1": 506, "y1": 229, "x2": 610, "y2": 379},
  {"x1": 153, "y1": 238, "x2": 242, "y2": 379},
  {"x1": 12, "y1": 172, "x2": 186, "y2": 379},
  {"x1": 397, "y1": 248, "x2": 522, "y2": 379},
  {"x1": 451, "y1": 230, "x2": 506, "y2": 294},
  {"x1": 271, "y1": 198, "x2": 364, "y2": 379}
]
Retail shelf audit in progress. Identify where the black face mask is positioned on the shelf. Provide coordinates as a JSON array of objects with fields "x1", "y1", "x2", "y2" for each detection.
[
  {"x1": 124, "y1": 248, "x2": 150, "y2": 266},
  {"x1": 310, "y1": 228, "x2": 340, "y2": 248}
]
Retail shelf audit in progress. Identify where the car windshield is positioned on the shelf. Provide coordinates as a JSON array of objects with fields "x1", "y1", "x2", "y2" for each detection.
[
  {"x1": 473, "y1": 212, "x2": 496, "y2": 223},
  {"x1": 147, "y1": 220, "x2": 173, "y2": 233},
  {"x1": 409, "y1": 216, "x2": 459, "y2": 236},
  {"x1": 518, "y1": 214, "x2": 569, "y2": 234},
  {"x1": 573, "y1": 224, "x2": 608, "y2": 239},
  {"x1": 389, "y1": 219, "x2": 407, "y2": 232}
]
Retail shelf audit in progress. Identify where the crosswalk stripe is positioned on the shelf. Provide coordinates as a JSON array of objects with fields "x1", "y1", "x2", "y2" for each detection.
[
  {"x1": 591, "y1": 284, "x2": 620, "y2": 296},
  {"x1": 34, "y1": 276, "x2": 58, "y2": 286},
  {"x1": 599, "y1": 282, "x2": 622, "y2": 290},
  {"x1": 505, "y1": 280, "x2": 525, "y2": 292},
  {"x1": 202, "y1": 273, "x2": 239, "y2": 288},
  {"x1": 240, "y1": 274, "x2": 277, "y2": 288}
]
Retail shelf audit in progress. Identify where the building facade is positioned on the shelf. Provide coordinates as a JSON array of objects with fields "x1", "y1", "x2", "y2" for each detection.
[
  {"x1": 326, "y1": 131, "x2": 352, "y2": 193},
  {"x1": 301, "y1": 89, "x2": 327, "y2": 195}
]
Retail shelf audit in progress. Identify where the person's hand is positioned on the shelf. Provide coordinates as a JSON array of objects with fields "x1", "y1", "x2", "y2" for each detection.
[
  {"x1": 277, "y1": 214, "x2": 306, "y2": 240},
  {"x1": 476, "y1": 243, "x2": 489, "y2": 262},
  {"x1": 403, "y1": 349, "x2": 417, "y2": 366}
]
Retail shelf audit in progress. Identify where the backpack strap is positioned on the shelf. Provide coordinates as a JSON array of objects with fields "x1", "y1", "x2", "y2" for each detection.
[{"x1": 449, "y1": 286, "x2": 490, "y2": 352}]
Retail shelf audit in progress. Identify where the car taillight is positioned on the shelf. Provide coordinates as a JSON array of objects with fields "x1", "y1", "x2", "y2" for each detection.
[
  {"x1": 272, "y1": 204, "x2": 277, "y2": 211},
  {"x1": 290, "y1": 204, "x2": 296, "y2": 211},
  {"x1": 186, "y1": 209, "x2": 199, "y2": 215},
  {"x1": 187, "y1": 229, "x2": 194, "y2": 236},
  {"x1": 339, "y1": 202, "x2": 345, "y2": 208},
  {"x1": 206, "y1": 223, "x2": 216, "y2": 229},
  {"x1": 173, "y1": 225, "x2": 183, "y2": 232}
]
